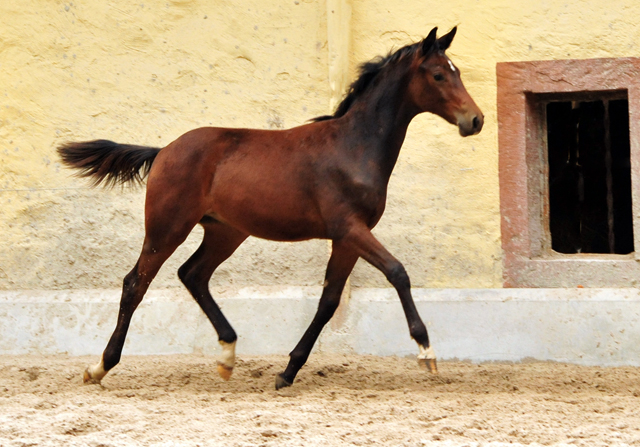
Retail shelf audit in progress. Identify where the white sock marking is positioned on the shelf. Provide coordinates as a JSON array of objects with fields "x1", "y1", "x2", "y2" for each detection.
[
  {"x1": 417, "y1": 345, "x2": 436, "y2": 360},
  {"x1": 88, "y1": 356, "x2": 107, "y2": 381},
  {"x1": 219, "y1": 340, "x2": 236, "y2": 368}
]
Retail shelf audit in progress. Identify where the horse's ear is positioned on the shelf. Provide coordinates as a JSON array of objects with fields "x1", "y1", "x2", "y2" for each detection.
[
  {"x1": 421, "y1": 27, "x2": 438, "y2": 56},
  {"x1": 437, "y1": 26, "x2": 457, "y2": 51}
]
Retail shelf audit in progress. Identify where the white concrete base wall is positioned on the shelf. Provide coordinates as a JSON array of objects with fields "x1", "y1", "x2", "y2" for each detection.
[{"x1": 1, "y1": 288, "x2": 639, "y2": 366}]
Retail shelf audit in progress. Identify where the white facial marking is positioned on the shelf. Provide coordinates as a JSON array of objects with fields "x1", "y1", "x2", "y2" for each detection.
[
  {"x1": 447, "y1": 58, "x2": 456, "y2": 73},
  {"x1": 417, "y1": 345, "x2": 436, "y2": 360},
  {"x1": 219, "y1": 340, "x2": 236, "y2": 368}
]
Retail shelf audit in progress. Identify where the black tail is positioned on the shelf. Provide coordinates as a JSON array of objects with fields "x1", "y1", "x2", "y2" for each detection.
[{"x1": 57, "y1": 139, "x2": 162, "y2": 187}]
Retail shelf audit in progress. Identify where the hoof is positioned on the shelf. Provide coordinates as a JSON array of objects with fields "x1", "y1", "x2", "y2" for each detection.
[
  {"x1": 418, "y1": 357, "x2": 438, "y2": 374},
  {"x1": 83, "y1": 367, "x2": 101, "y2": 384},
  {"x1": 275, "y1": 373, "x2": 292, "y2": 390},
  {"x1": 216, "y1": 362, "x2": 233, "y2": 381}
]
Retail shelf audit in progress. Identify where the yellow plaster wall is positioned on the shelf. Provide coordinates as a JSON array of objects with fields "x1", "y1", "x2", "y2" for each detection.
[{"x1": 2, "y1": 0, "x2": 639, "y2": 290}]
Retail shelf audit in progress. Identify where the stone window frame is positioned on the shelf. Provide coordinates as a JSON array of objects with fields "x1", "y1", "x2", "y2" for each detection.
[{"x1": 496, "y1": 57, "x2": 640, "y2": 287}]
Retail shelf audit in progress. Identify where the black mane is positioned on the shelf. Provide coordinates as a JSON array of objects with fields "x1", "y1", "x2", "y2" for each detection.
[{"x1": 312, "y1": 38, "x2": 436, "y2": 122}]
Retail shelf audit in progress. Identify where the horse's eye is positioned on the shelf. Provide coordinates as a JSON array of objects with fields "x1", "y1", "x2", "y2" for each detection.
[{"x1": 433, "y1": 73, "x2": 445, "y2": 82}]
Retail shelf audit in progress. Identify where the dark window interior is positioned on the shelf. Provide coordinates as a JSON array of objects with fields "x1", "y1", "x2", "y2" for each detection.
[{"x1": 547, "y1": 97, "x2": 633, "y2": 254}]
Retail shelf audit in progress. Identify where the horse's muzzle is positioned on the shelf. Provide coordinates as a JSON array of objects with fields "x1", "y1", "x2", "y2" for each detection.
[{"x1": 457, "y1": 112, "x2": 484, "y2": 137}]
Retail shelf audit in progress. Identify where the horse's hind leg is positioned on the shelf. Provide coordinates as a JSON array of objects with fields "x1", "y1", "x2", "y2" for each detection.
[
  {"x1": 276, "y1": 240, "x2": 358, "y2": 389},
  {"x1": 84, "y1": 220, "x2": 198, "y2": 383},
  {"x1": 178, "y1": 221, "x2": 248, "y2": 381}
]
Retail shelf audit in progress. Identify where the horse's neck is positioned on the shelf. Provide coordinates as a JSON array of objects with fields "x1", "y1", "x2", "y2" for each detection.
[{"x1": 344, "y1": 68, "x2": 417, "y2": 180}]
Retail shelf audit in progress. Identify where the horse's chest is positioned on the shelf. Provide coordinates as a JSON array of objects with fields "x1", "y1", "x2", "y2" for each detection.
[
  {"x1": 346, "y1": 180, "x2": 383, "y2": 207},
  {"x1": 332, "y1": 174, "x2": 387, "y2": 223}
]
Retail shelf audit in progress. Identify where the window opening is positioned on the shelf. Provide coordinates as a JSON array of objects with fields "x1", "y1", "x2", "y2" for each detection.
[{"x1": 546, "y1": 97, "x2": 633, "y2": 254}]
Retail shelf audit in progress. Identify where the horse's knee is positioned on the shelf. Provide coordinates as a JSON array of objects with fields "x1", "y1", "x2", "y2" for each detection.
[{"x1": 386, "y1": 263, "x2": 411, "y2": 290}]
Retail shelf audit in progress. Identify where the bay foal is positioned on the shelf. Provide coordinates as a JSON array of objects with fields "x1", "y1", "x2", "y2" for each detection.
[{"x1": 58, "y1": 27, "x2": 483, "y2": 389}]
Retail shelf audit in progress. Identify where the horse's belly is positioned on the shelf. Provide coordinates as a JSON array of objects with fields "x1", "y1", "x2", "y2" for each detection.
[
  {"x1": 238, "y1": 216, "x2": 325, "y2": 241},
  {"x1": 209, "y1": 186, "x2": 325, "y2": 241},
  {"x1": 212, "y1": 208, "x2": 325, "y2": 241}
]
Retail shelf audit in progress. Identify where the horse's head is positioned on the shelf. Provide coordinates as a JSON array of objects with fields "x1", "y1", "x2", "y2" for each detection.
[{"x1": 408, "y1": 27, "x2": 484, "y2": 137}]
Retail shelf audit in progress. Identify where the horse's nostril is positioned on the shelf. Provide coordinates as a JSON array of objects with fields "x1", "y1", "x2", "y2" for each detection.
[{"x1": 472, "y1": 116, "x2": 480, "y2": 130}]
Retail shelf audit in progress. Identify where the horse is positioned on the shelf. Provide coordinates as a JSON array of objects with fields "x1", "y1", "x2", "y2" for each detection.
[{"x1": 58, "y1": 26, "x2": 483, "y2": 389}]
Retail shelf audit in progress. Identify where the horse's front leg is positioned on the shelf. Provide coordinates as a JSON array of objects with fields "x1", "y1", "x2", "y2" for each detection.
[
  {"x1": 342, "y1": 223, "x2": 437, "y2": 374},
  {"x1": 276, "y1": 240, "x2": 358, "y2": 389}
]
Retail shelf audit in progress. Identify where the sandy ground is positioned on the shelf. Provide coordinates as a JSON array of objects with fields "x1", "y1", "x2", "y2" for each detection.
[{"x1": 1, "y1": 354, "x2": 639, "y2": 447}]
